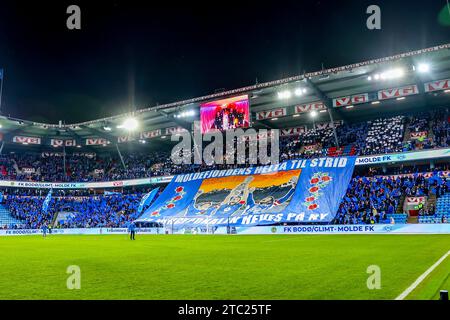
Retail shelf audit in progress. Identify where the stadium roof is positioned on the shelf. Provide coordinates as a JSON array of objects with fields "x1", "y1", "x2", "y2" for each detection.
[{"x1": 2, "y1": 43, "x2": 450, "y2": 151}]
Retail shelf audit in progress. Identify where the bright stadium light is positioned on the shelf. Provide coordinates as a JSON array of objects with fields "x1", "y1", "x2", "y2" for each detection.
[
  {"x1": 117, "y1": 118, "x2": 138, "y2": 131},
  {"x1": 371, "y1": 101, "x2": 380, "y2": 105},
  {"x1": 310, "y1": 110, "x2": 318, "y2": 118},
  {"x1": 277, "y1": 90, "x2": 291, "y2": 99},
  {"x1": 367, "y1": 76, "x2": 372, "y2": 81},
  {"x1": 293, "y1": 88, "x2": 307, "y2": 96},
  {"x1": 380, "y1": 68, "x2": 404, "y2": 80},
  {"x1": 271, "y1": 117, "x2": 278, "y2": 121},
  {"x1": 103, "y1": 126, "x2": 112, "y2": 131},
  {"x1": 396, "y1": 97, "x2": 406, "y2": 101},
  {"x1": 176, "y1": 110, "x2": 196, "y2": 118},
  {"x1": 0, "y1": 124, "x2": 2, "y2": 128},
  {"x1": 417, "y1": 63, "x2": 430, "y2": 73},
  {"x1": 292, "y1": 114, "x2": 300, "y2": 118}
]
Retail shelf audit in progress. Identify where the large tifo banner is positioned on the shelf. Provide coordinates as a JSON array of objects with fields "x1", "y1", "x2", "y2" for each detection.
[{"x1": 136, "y1": 157, "x2": 356, "y2": 227}]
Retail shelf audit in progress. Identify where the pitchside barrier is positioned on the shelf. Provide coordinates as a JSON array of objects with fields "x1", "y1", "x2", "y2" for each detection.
[
  {"x1": 0, "y1": 227, "x2": 164, "y2": 236},
  {"x1": 1, "y1": 224, "x2": 450, "y2": 236}
]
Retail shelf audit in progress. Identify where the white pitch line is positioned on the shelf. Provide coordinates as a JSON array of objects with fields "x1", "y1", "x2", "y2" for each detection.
[{"x1": 395, "y1": 250, "x2": 450, "y2": 300}]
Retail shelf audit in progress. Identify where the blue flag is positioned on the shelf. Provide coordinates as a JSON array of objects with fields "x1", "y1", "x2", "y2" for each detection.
[
  {"x1": 137, "y1": 188, "x2": 159, "y2": 215},
  {"x1": 0, "y1": 192, "x2": 3, "y2": 203},
  {"x1": 42, "y1": 189, "x2": 53, "y2": 213},
  {"x1": 0, "y1": 69, "x2": 3, "y2": 80}
]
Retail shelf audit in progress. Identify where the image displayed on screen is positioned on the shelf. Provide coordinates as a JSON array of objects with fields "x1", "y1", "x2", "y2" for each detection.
[
  {"x1": 183, "y1": 169, "x2": 301, "y2": 218},
  {"x1": 200, "y1": 95, "x2": 250, "y2": 133}
]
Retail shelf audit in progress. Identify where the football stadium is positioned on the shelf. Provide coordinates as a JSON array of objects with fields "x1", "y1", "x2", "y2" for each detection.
[
  {"x1": 0, "y1": 2, "x2": 450, "y2": 305},
  {"x1": 1, "y1": 44, "x2": 450, "y2": 301}
]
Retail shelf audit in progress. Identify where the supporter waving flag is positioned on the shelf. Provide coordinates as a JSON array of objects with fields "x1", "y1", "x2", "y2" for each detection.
[
  {"x1": 42, "y1": 189, "x2": 53, "y2": 213},
  {"x1": 137, "y1": 187, "x2": 159, "y2": 215}
]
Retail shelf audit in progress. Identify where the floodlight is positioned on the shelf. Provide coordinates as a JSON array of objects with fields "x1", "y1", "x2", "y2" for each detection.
[
  {"x1": 417, "y1": 63, "x2": 430, "y2": 73},
  {"x1": 118, "y1": 118, "x2": 138, "y2": 131}
]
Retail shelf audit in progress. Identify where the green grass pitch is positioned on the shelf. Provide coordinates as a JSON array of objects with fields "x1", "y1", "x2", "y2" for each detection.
[{"x1": 0, "y1": 234, "x2": 449, "y2": 300}]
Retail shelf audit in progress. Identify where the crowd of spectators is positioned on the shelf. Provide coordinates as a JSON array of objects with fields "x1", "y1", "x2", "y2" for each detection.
[
  {"x1": 4, "y1": 193, "x2": 152, "y2": 229},
  {"x1": 334, "y1": 173, "x2": 450, "y2": 224},
  {"x1": 0, "y1": 109, "x2": 449, "y2": 183}
]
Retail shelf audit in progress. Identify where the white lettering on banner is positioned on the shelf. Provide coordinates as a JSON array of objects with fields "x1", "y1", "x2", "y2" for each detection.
[
  {"x1": 281, "y1": 127, "x2": 306, "y2": 136},
  {"x1": 410, "y1": 131, "x2": 427, "y2": 139},
  {"x1": 140, "y1": 129, "x2": 161, "y2": 139},
  {"x1": 165, "y1": 127, "x2": 188, "y2": 135},
  {"x1": 378, "y1": 85, "x2": 419, "y2": 100},
  {"x1": 304, "y1": 144, "x2": 318, "y2": 151},
  {"x1": 86, "y1": 138, "x2": 110, "y2": 146},
  {"x1": 172, "y1": 158, "x2": 347, "y2": 183},
  {"x1": 295, "y1": 102, "x2": 325, "y2": 113},
  {"x1": 315, "y1": 121, "x2": 343, "y2": 130},
  {"x1": 0, "y1": 176, "x2": 173, "y2": 189},
  {"x1": 332, "y1": 93, "x2": 369, "y2": 107},
  {"x1": 424, "y1": 79, "x2": 450, "y2": 92},
  {"x1": 230, "y1": 224, "x2": 450, "y2": 235},
  {"x1": 22, "y1": 168, "x2": 35, "y2": 174},
  {"x1": 406, "y1": 197, "x2": 426, "y2": 205},
  {"x1": 1, "y1": 225, "x2": 450, "y2": 236},
  {"x1": 50, "y1": 139, "x2": 76, "y2": 147},
  {"x1": 256, "y1": 108, "x2": 286, "y2": 120},
  {"x1": 12, "y1": 136, "x2": 41, "y2": 145},
  {"x1": 117, "y1": 135, "x2": 135, "y2": 143}
]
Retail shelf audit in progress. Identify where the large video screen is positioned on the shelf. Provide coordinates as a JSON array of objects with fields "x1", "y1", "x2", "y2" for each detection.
[{"x1": 200, "y1": 95, "x2": 250, "y2": 133}]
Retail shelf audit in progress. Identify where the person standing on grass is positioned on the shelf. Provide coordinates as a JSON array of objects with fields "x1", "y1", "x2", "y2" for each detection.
[
  {"x1": 42, "y1": 223, "x2": 47, "y2": 238},
  {"x1": 128, "y1": 222, "x2": 136, "y2": 240}
]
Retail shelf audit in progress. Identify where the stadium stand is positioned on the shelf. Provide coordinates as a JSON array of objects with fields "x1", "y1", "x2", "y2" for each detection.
[
  {"x1": 1, "y1": 109, "x2": 448, "y2": 183},
  {"x1": 363, "y1": 116, "x2": 405, "y2": 155},
  {"x1": 3, "y1": 193, "x2": 150, "y2": 229},
  {"x1": 333, "y1": 173, "x2": 449, "y2": 225},
  {"x1": 419, "y1": 192, "x2": 450, "y2": 223},
  {"x1": 0, "y1": 204, "x2": 23, "y2": 228}
]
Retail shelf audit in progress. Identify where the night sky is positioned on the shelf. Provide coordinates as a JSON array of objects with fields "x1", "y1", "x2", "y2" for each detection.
[{"x1": 0, "y1": 0, "x2": 449, "y2": 123}]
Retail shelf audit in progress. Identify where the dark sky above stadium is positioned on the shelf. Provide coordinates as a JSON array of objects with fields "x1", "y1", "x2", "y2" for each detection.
[{"x1": 0, "y1": 0, "x2": 449, "y2": 123}]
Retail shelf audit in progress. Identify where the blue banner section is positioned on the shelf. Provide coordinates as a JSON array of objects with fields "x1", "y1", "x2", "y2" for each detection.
[
  {"x1": 137, "y1": 187, "x2": 160, "y2": 215},
  {"x1": 136, "y1": 157, "x2": 356, "y2": 227}
]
